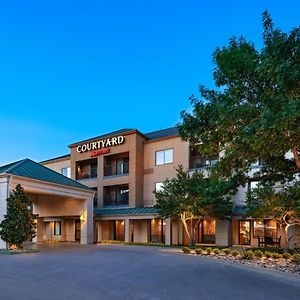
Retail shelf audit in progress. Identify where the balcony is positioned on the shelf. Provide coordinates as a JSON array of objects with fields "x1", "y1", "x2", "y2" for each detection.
[
  {"x1": 104, "y1": 155, "x2": 129, "y2": 177},
  {"x1": 76, "y1": 159, "x2": 97, "y2": 180},
  {"x1": 103, "y1": 185, "x2": 129, "y2": 206},
  {"x1": 189, "y1": 155, "x2": 218, "y2": 170},
  {"x1": 104, "y1": 160, "x2": 129, "y2": 177}
]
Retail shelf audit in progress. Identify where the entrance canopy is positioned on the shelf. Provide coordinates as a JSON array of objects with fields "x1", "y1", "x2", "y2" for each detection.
[{"x1": 0, "y1": 159, "x2": 95, "y2": 247}]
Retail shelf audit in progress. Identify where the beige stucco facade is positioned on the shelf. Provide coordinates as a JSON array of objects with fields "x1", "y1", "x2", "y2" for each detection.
[{"x1": 12, "y1": 126, "x2": 294, "y2": 248}]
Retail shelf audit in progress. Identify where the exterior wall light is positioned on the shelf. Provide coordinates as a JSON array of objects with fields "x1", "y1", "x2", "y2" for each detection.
[{"x1": 80, "y1": 210, "x2": 87, "y2": 223}]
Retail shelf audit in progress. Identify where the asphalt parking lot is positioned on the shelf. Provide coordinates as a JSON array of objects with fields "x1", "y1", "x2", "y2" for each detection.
[{"x1": 0, "y1": 244, "x2": 299, "y2": 300}]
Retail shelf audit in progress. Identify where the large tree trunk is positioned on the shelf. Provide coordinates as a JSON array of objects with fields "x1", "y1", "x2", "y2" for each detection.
[{"x1": 181, "y1": 218, "x2": 195, "y2": 247}]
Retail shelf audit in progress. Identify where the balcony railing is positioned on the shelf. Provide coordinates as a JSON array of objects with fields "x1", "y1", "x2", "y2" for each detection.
[
  {"x1": 103, "y1": 193, "x2": 129, "y2": 206},
  {"x1": 189, "y1": 155, "x2": 218, "y2": 170},
  {"x1": 104, "y1": 161, "x2": 129, "y2": 177}
]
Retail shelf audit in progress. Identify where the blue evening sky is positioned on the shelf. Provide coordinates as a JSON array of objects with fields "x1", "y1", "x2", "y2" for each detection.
[{"x1": 0, "y1": 0, "x2": 299, "y2": 165}]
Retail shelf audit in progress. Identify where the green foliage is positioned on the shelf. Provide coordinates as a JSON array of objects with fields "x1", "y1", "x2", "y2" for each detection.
[
  {"x1": 178, "y1": 11, "x2": 300, "y2": 184},
  {"x1": 254, "y1": 250, "x2": 264, "y2": 259},
  {"x1": 154, "y1": 166, "x2": 234, "y2": 245},
  {"x1": 291, "y1": 253, "x2": 300, "y2": 264},
  {"x1": 231, "y1": 250, "x2": 239, "y2": 257},
  {"x1": 182, "y1": 247, "x2": 191, "y2": 254},
  {"x1": 246, "y1": 182, "x2": 300, "y2": 244},
  {"x1": 195, "y1": 248, "x2": 203, "y2": 255},
  {"x1": 222, "y1": 248, "x2": 230, "y2": 255},
  {"x1": 205, "y1": 247, "x2": 213, "y2": 255},
  {"x1": 271, "y1": 252, "x2": 282, "y2": 260},
  {"x1": 242, "y1": 250, "x2": 254, "y2": 260},
  {"x1": 264, "y1": 251, "x2": 273, "y2": 258},
  {"x1": 213, "y1": 248, "x2": 220, "y2": 255},
  {"x1": 282, "y1": 252, "x2": 292, "y2": 260},
  {"x1": 0, "y1": 185, "x2": 37, "y2": 249},
  {"x1": 154, "y1": 166, "x2": 234, "y2": 219}
]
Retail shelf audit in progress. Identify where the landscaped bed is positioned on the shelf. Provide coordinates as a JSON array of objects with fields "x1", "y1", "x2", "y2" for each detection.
[
  {"x1": 181, "y1": 247, "x2": 300, "y2": 275},
  {"x1": 0, "y1": 249, "x2": 39, "y2": 255}
]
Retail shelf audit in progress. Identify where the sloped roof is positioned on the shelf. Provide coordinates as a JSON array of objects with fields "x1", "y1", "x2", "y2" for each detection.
[
  {"x1": 232, "y1": 205, "x2": 248, "y2": 216},
  {"x1": 0, "y1": 159, "x2": 91, "y2": 191},
  {"x1": 68, "y1": 126, "x2": 179, "y2": 149},
  {"x1": 145, "y1": 127, "x2": 178, "y2": 140},
  {"x1": 40, "y1": 154, "x2": 71, "y2": 164},
  {"x1": 94, "y1": 207, "x2": 157, "y2": 216}
]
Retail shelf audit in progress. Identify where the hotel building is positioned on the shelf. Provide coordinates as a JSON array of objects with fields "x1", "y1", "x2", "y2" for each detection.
[{"x1": 1, "y1": 127, "x2": 299, "y2": 248}]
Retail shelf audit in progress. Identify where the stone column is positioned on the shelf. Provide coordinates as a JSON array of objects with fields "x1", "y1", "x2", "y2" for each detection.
[
  {"x1": 0, "y1": 177, "x2": 9, "y2": 249},
  {"x1": 165, "y1": 218, "x2": 172, "y2": 245},
  {"x1": 124, "y1": 219, "x2": 130, "y2": 243},
  {"x1": 81, "y1": 197, "x2": 94, "y2": 244},
  {"x1": 215, "y1": 219, "x2": 231, "y2": 247}
]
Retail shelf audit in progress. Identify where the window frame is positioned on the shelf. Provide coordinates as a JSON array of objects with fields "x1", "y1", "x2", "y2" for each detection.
[
  {"x1": 155, "y1": 148, "x2": 174, "y2": 166},
  {"x1": 155, "y1": 182, "x2": 164, "y2": 192},
  {"x1": 61, "y1": 167, "x2": 71, "y2": 178}
]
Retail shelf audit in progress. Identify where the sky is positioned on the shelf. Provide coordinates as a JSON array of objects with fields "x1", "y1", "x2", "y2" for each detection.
[{"x1": 0, "y1": 0, "x2": 299, "y2": 165}]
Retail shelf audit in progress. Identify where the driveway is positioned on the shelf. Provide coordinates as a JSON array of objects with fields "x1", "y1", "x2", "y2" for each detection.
[{"x1": 0, "y1": 244, "x2": 299, "y2": 300}]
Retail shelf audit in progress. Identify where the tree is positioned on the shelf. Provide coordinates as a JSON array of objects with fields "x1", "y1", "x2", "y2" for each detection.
[
  {"x1": 178, "y1": 11, "x2": 300, "y2": 185},
  {"x1": 0, "y1": 184, "x2": 37, "y2": 249},
  {"x1": 246, "y1": 182, "x2": 300, "y2": 248},
  {"x1": 154, "y1": 166, "x2": 236, "y2": 246}
]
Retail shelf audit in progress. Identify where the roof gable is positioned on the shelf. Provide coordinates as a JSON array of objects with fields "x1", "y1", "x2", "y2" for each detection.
[{"x1": 0, "y1": 159, "x2": 91, "y2": 191}]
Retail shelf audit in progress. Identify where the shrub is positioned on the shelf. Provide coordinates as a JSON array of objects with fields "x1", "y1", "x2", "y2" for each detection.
[
  {"x1": 272, "y1": 252, "x2": 282, "y2": 260},
  {"x1": 182, "y1": 247, "x2": 191, "y2": 254},
  {"x1": 222, "y1": 248, "x2": 230, "y2": 255},
  {"x1": 291, "y1": 254, "x2": 300, "y2": 265},
  {"x1": 213, "y1": 248, "x2": 220, "y2": 255},
  {"x1": 242, "y1": 250, "x2": 254, "y2": 260},
  {"x1": 195, "y1": 248, "x2": 203, "y2": 255},
  {"x1": 282, "y1": 252, "x2": 292, "y2": 260},
  {"x1": 206, "y1": 247, "x2": 213, "y2": 255},
  {"x1": 231, "y1": 250, "x2": 239, "y2": 257},
  {"x1": 265, "y1": 251, "x2": 273, "y2": 258},
  {"x1": 254, "y1": 250, "x2": 264, "y2": 259}
]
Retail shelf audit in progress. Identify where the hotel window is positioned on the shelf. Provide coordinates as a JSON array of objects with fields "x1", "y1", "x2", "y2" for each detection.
[
  {"x1": 253, "y1": 220, "x2": 265, "y2": 238},
  {"x1": 61, "y1": 167, "x2": 71, "y2": 178},
  {"x1": 202, "y1": 219, "x2": 216, "y2": 244},
  {"x1": 150, "y1": 219, "x2": 166, "y2": 243},
  {"x1": 248, "y1": 181, "x2": 259, "y2": 191},
  {"x1": 54, "y1": 221, "x2": 61, "y2": 235},
  {"x1": 155, "y1": 182, "x2": 164, "y2": 192},
  {"x1": 253, "y1": 220, "x2": 277, "y2": 238},
  {"x1": 239, "y1": 220, "x2": 251, "y2": 245},
  {"x1": 155, "y1": 148, "x2": 173, "y2": 165}
]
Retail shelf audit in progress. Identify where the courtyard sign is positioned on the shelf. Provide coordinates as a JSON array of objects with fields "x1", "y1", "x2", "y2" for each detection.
[{"x1": 76, "y1": 135, "x2": 125, "y2": 153}]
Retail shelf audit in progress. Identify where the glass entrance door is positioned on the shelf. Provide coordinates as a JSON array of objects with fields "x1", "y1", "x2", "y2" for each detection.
[
  {"x1": 75, "y1": 219, "x2": 81, "y2": 241},
  {"x1": 239, "y1": 220, "x2": 251, "y2": 245}
]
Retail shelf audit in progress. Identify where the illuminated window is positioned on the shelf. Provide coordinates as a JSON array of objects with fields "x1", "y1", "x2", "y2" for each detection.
[
  {"x1": 253, "y1": 219, "x2": 278, "y2": 238},
  {"x1": 150, "y1": 219, "x2": 165, "y2": 243},
  {"x1": 155, "y1": 149, "x2": 173, "y2": 165},
  {"x1": 239, "y1": 220, "x2": 251, "y2": 245},
  {"x1": 54, "y1": 221, "x2": 61, "y2": 235},
  {"x1": 253, "y1": 220, "x2": 264, "y2": 238},
  {"x1": 265, "y1": 220, "x2": 277, "y2": 238}
]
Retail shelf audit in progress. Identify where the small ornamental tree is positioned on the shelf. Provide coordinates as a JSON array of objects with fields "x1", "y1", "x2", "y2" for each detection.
[
  {"x1": 154, "y1": 166, "x2": 236, "y2": 246},
  {"x1": 246, "y1": 182, "x2": 300, "y2": 248},
  {"x1": 0, "y1": 184, "x2": 37, "y2": 249}
]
